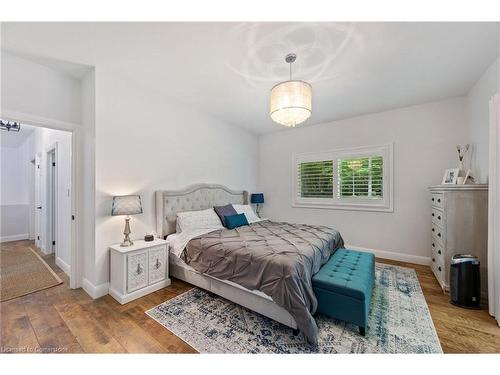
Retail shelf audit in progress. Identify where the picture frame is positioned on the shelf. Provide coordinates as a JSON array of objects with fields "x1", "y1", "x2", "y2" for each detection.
[
  {"x1": 462, "y1": 169, "x2": 471, "y2": 185},
  {"x1": 442, "y1": 168, "x2": 459, "y2": 185}
]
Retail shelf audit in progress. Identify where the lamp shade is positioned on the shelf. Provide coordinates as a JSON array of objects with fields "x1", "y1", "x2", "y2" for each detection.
[
  {"x1": 111, "y1": 195, "x2": 143, "y2": 216},
  {"x1": 270, "y1": 80, "x2": 312, "y2": 127},
  {"x1": 250, "y1": 193, "x2": 265, "y2": 204}
]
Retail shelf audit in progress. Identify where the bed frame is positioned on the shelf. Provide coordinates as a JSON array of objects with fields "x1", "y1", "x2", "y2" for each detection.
[{"x1": 155, "y1": 183, "x2": 297, "y2": 329}]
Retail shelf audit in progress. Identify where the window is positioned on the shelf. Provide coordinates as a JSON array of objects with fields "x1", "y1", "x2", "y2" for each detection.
[{"x1": 293, "y1": 144, "x2": 393, "y2": 211}]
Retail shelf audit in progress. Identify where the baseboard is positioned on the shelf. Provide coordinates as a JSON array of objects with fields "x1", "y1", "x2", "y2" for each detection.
[
  {"x1": 0, "y1": 233, "x2": 29, "y2": 243},
  {"x1": 346, "y1": 244, "x2": 431, "y2": 266},
  {"x1": 55, "y1": 257, "x2": 71, "y2": 276},
  {"x1": 82, "y1": 277, "x2": 109, "y2": 299}
]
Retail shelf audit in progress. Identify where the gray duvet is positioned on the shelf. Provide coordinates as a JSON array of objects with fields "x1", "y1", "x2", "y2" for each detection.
[{"x1": 181, "y1": 220, "x2": 344, "y2": 345}]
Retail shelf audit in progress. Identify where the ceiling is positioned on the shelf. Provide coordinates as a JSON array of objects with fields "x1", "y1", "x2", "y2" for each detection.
[
  {"x1": 1, "y1": 22, "x2": 499, "y2": 134},
  {"x1": 0, "y1": 123, "x2": 36, "y2": 148}
]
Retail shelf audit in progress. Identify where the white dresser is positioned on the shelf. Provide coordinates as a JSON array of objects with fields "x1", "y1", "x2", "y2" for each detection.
[
  {"x1": 109, "y1": 239, "x2": 171, "y2": 304},
  {"x1": 428, "y1": 184, "x2": 488, "y2": 299}
]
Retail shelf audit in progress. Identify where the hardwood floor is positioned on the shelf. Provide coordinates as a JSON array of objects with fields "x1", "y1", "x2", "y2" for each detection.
[{"x1": 1, "y1": 240, "x2": 499, "y2": 353}]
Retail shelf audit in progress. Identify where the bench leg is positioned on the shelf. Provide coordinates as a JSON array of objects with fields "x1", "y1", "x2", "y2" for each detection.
[{"x1": 359, "y1": 326, "x2": 366, "y2": 336}]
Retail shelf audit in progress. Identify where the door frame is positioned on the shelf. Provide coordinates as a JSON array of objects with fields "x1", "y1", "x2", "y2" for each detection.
[
  {"x1": 45, "y1": 143, "x2": 58, "y2": 255},
  {"x1": 34, "y1": 152, "x2": 42, "y2": 249},
  {"x1": 1, "y1": 109, "x2": 82, "y2": 289}
]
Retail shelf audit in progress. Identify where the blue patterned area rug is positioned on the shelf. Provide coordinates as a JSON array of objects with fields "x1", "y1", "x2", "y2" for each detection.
[{"x1": 146, "y1": 263, "x2": 442, "y2": 353}]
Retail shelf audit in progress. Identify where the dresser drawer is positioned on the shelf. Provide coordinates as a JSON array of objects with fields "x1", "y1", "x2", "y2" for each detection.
[
  {"x1": 431, "y1": 207, "x2": 443, "y2": 227},
  {"x1": 431, "y1": 241, "x2": 444, "y2": 265},
  {"x1": 431, "y1": 256, "x2": 444, "y2": 286},
  {"x1": 431, "y1": 193, "x2": 444, "y2": 209},
  {"x1": 431, "y1": 237, "x2": 444, "y2": 264},
  {"x1": 431, "y1": 222, "x2": 445, "y2": 245},
  {"x1": 148, "y1": 246, "x2": 167, "y2": 285},
  {"x1": 127, "y1": 250, "x2": 148, "y2": 293}
]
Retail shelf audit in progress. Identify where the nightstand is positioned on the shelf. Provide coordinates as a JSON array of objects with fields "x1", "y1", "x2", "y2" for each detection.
[{"x1": 109, "y1": 239, "x2": 171, "y2": 304}]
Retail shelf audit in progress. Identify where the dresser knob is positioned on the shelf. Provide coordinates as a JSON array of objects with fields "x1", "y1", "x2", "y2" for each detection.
[
  {"x1": 136, "y1": 264, "x2": 143, "y2": 275},
  {"x1": 437, "y1": 199, "x2": 441, "y2": 203},
  {"x1": 432, "y1": 228, "x2": 435, "y2": 232},
  {"x1": 438, "y1": 250, "x2": 441, "y2": 255},
  {"x1": 432, "y1": 258, "x2": 435, "y2": 262},
  {"x1": 438, "y1": 233, "x2": 441, "y2": 237},
  {"x1": 431, "y1": 198, "x2": 435, "y2": 202},
  {"x1": 438, "y1": 266, "x2": 441, "y2": 272},
  {"x1": 432, "y1": 243, "x2": 435, "y2": 247},
  {"x1": 438, "y1": 216, "x2": 441, "y2": 220},
  {"x1": 432, "y1": 213, "x2": 434, "y2": 217}
]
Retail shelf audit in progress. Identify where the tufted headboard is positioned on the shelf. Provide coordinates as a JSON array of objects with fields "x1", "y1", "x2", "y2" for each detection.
[{"x1": 155, "y1": 183, "x2": 249, "y2": 238}]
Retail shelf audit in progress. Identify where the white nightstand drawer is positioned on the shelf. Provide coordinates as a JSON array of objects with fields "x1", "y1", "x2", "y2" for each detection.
[
  {"x1": 127, "y1": 250, "x2": 148, "y2": 293},
  {"x1": 148, "y1": 246, "x2": 167, "y2": 284}
]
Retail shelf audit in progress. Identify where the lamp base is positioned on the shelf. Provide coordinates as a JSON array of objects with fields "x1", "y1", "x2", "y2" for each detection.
[
  {"x1": 120, "y1": 217, "x2": 134, "y2": 247},
  {"x1": 255, "y1": 203, "x2": 262, "y2": 218},
  {"x1": 120, "y1": 237, "x2": 134, "y2": 247}
]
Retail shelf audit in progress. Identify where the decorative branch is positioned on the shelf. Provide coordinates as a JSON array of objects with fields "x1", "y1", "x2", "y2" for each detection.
[{"x1": 456, "y1": 144, "x2": 469, "y2": 162}]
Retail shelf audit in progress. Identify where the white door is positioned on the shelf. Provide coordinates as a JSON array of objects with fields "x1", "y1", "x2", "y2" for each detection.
[{"x1": 34, "y1": 153, "x2": 42, "y2": 248}]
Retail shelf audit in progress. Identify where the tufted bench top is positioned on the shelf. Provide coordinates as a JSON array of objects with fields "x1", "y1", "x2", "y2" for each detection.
[{"x1": 312, "y1": 248, "x2": 375, "y2": 300}]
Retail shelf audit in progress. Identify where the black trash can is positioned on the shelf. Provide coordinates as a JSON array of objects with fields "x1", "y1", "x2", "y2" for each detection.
[{"x1": 450, "y1": 254, "x2": 480, "y2": 309}]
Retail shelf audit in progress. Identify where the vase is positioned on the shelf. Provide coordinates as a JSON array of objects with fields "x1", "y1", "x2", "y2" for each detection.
[{"x1": 458, "y1": 160, "x2": 465, "y2": 176}]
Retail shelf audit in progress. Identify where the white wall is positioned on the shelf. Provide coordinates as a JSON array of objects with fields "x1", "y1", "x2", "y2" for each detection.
[
  {"x1": 1, "y1": 52, "x2": 82, "y2": 124},
  {"x1": 93, "y1": 67, "x2": 259, "y2": 285},
  {"x1": 0, "y1": 144, "x2": 30, "y2": 242},
  {"x1": 258, "y1": 97, "x2": 468, "y2": 263},
  {"x1": 466, "y1": 56, "x2": 500, "y2": 183}
]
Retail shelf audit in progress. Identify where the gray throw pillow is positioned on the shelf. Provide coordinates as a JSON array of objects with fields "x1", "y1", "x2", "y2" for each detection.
[{"x1": 213, "y1": 204, "x2": 238, "y2": 227}]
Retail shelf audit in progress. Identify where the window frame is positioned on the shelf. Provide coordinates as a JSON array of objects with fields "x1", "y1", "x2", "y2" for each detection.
[{"x1": 292, "y1": 143, "x2": 394, "y2": 212}]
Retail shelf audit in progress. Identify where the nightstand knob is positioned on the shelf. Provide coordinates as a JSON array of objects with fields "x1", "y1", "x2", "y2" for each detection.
[
  {"x1": 155, "y1": 258, "x2": 162, "y2": 269},
  {"x1": 437, "y1": 199, "x2": 441, "y2": 203},
  {"x1": 136, "y1": 264, "x2": 143, "y2": 275},
  {"x1": 432, "y1": 213, "x2": 434, "y2": 217}
]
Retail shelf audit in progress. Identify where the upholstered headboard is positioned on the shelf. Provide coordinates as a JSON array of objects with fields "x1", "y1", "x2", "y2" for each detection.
[{"x1": 155, "y1": 184, "x2": 249, "y2": 238}]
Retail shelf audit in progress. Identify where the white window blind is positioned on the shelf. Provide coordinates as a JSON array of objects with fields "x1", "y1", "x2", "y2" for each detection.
[
  {"x1": 297, "y1": 160, "x2": 334, "y2": 198},
  {"x1": 337, "y1": 156, "x2": 383, "y2": 199},
  {"x1": 292, "y1": 144, "x2": 393, "y2": 212}
]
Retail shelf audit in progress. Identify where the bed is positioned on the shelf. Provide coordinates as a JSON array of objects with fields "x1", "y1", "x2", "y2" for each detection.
[{"x1": 155, "y1": 184, "x2": 344, "y2": 344}]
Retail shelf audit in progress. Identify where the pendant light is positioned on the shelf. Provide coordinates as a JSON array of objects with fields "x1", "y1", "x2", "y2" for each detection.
[{"x1": 269, "y1": 53, "x2": 312, "y2": 127}]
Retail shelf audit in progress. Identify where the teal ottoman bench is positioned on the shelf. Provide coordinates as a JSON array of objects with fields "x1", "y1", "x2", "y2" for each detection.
[{"x1": 312, "y1": 248, "x2": 375, "y2": 335}]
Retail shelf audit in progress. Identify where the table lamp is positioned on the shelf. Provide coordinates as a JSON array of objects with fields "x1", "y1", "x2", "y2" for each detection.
[
  {"x1": 250, "y1": 193, "x2": 265, "y2": 217},
  {"x1": 111, "y1": 195, "x2": 143, "y2": 247}
]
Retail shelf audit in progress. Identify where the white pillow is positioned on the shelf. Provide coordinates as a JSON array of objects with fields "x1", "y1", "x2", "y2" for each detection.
[
  {"x1": 176, "y1": 208, "x2": 223, "y2": 232},
  {"x1": 232, "y1": 204, "x2": 261, "y2": 223}
]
